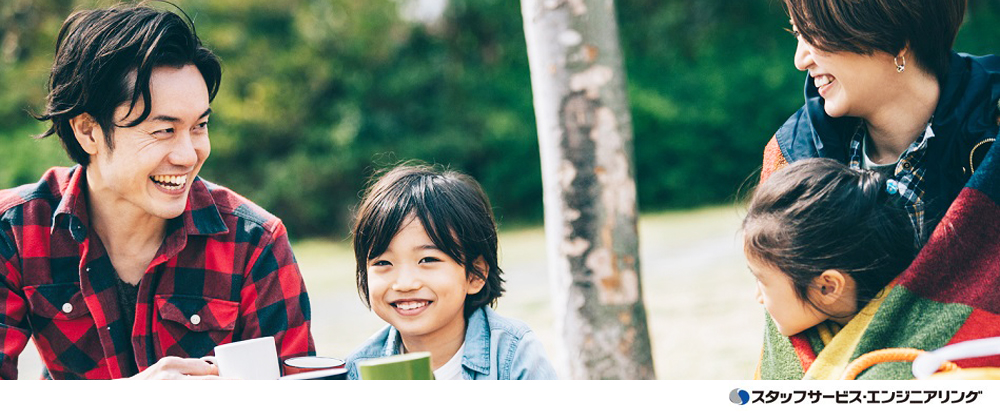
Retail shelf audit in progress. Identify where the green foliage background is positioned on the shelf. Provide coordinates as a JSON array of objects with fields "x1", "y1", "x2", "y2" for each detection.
[{"x1": 1, "y1": 0, "x2": 997, "y2": 238}]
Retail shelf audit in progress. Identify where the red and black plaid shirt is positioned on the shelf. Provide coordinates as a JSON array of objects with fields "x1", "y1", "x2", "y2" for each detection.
[{"x1": 0, "y1": 166, "x2": 314, "y2": 379}]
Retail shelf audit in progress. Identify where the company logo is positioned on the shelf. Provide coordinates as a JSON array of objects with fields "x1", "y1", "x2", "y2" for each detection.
[{"x1": 730, "y1": 388, "x2": 750, "y2": 405}]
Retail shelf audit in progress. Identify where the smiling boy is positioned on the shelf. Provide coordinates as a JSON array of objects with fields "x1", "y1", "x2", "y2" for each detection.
[
  {"x1": 0, "y1": 4, "x2": 314, "y2": 379},
  {"x1": 346, "y1": 165, "x2": 556, "y2": 380}
]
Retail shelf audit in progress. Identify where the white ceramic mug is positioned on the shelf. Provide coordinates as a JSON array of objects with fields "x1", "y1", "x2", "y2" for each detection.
[{"x1": 202, "y1": 336, "x2": 280, "y2": 380}]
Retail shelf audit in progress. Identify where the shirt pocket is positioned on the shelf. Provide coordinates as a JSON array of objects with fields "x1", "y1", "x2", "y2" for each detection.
[
  {"x1": 23, "y1": 283, "x2": 104, "y2": 377},
  {"x1": 23, "y1": 283, "x2": 90, "y2": 321},
  {"x1": 154, "y1": 295, "x2": 239, "y2": 357}
]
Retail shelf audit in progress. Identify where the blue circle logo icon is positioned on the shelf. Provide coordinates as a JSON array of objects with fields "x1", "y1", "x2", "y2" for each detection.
[{"x1": 729, "y1": 388, "x2": 750, "y2": 405}]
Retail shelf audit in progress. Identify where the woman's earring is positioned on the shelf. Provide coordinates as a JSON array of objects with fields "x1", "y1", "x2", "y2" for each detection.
[{"x1": 894, "y1": 55, "x2": 906, "y2": 73}]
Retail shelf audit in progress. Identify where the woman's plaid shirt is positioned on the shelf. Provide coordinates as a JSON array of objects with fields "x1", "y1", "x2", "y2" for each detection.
[
  {"x1": 0, "y1": 167, "x2": 314, "y2": 379},
  {"x1": 847, "y1": 121, "x2": 933, "y2": 243}
]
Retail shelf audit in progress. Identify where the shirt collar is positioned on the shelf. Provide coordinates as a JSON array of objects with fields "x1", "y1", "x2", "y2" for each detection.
[
  {"x1": 381, "y1": 307, "x2": 493, "y2": 376},
  {"x1": 852, "y1": 121, "x2": 934, "y2": 170},
  {"x1": 905, "y1": 122, "x2": 935, "y2": 156},
  {"x1": 153, "y1": 177, "x2": 229, "y2": 263},
  {"x1": 50, "y1": 166, "x2": 228, "y2": 244},
  {"x1": 173, "y1": 178, "x2": 229, "y2": 236},
  {"x1": 51, "y1": 166, "x2": 92, "y2": 243},
  {"x1": 461, "y1": 306, "x2": 491, "y2": 376},
  {"x1": 383, "y1": 326, "x2": 404, "y2": 357}
]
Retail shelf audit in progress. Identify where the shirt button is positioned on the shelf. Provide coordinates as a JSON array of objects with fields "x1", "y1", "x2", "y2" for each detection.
[
  {"x1": 902, "y1": 162, "x2": 912, "y2": 170},
  {"x1": 190, "y1": 314, "x2": 201, "y2": 325},
  {"x1": 62, "y1": 303, "x2": 74, "y2": 314}
]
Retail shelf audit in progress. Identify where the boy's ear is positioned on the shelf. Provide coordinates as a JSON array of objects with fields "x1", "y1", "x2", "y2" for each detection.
[
  {"x1": 812, "y1": 269, "x2": 850, "y2": 306},
  {"x1": 466, "y1": 256, "x2": 488, "y2": 295},
  {"x1": 69, "y1": 113, "x2": 104, "y2": 156}
]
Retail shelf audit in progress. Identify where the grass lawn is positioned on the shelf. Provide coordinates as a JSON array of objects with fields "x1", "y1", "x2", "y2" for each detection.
[{"x1": 17, "y1": 205, "x2": 763, "y2": 379}]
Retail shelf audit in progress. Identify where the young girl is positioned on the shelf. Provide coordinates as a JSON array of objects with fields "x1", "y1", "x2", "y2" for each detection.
[
  {"x1": 345, "y1": 164, "x2": 557, "y2": 379},
  {"x1": 743, "y1": 158, "x2": 919, "y2": 337}
]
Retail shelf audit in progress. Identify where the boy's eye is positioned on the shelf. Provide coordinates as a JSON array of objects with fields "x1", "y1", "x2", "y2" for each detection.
[{"x1": 419, "y1": 257, "x2": 441, "y2": 264}]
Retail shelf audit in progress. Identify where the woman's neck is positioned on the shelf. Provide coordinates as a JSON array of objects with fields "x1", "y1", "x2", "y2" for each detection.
[{"x1": 863, "y1": 71, "x2": 940, "y2": 164}]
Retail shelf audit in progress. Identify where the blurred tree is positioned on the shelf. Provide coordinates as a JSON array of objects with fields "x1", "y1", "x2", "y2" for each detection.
[{"x1": 522, "y1": 0, "x2": 655, "y2": 379}]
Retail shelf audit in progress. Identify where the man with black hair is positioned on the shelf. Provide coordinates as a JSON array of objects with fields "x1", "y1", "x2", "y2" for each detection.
[{"x1": 0, "y1": 3, "x2": 314, "y2": 379}]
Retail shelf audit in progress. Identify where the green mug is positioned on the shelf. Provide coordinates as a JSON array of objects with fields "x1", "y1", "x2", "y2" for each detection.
[{"x1": 357, "y1": 351, "x2": 435, "y2": 380}]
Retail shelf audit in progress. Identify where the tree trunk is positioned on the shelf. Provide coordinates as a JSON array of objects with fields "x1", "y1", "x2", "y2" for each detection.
[{"x1": 521, "y1": 0, "x2": 655, "y2": 379}]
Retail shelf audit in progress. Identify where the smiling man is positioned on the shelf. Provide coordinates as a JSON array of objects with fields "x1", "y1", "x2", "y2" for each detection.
[{"x1": 0, "y1": 4, "x2": 314, "y2": 379}]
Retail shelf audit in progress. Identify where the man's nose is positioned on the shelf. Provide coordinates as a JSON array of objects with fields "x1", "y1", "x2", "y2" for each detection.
[{"x1": 169, "y1": 131, "x2": 200, "y2": 167}]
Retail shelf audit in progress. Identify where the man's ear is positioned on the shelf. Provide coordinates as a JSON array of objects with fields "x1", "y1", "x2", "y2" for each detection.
[
  {"x1": 467, "y1": 256, "x2": 488, "y2": 295},
  {"x1": 68, "y1": 113, "x2": 104, "y2": 156},
  {"x1": 811, "y1": 269, "x2": 850, "y2": 306}
]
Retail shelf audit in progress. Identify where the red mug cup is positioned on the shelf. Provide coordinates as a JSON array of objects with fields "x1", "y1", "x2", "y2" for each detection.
[{"x1": 282, "y1": 356, "x2": 346, "y2": 376}]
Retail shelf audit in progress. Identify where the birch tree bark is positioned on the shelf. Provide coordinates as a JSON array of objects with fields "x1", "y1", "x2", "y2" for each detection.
[{"x1": 521, "y1": 0, "x2": 655, "y2": 379}]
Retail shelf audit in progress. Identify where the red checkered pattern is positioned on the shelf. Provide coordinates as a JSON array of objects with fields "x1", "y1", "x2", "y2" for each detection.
[{"x1": 0, "y1": 167, "x2": 314, "y2": 379}]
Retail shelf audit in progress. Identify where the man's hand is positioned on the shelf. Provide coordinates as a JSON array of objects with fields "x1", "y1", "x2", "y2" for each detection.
[{"x1": 127, "y1": 356, "x2": 222, "y2": 380}]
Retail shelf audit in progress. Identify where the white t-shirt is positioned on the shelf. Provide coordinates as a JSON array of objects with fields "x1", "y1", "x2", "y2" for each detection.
[
  {"x1": 861, "y1": 135, "x2": 899, "y2": 177},
  {"x1": 433, "y1": 343, "x2": 466, "y2": 380}
]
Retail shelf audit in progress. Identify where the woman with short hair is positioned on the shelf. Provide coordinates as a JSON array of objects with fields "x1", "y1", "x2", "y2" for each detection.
[{"x1": 761, "y1": 0, "x2": 999, "y2": 244}]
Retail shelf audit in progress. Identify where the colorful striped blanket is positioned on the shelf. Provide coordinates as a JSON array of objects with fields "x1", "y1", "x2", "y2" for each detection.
[{"x1": 755, "y1": 140, "x2": 1000, "y2": 380}]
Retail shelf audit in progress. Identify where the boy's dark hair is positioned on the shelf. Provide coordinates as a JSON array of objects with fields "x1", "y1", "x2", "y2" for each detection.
[
  {"x1": 743, "y1": 158, "x2": 917, "y2": 315},
  {"x1": 35, "y1": 2, "x2": 222, "y2": 166},
  {"x1": 353, "y1": 164, "x2": 505, "y2": 318},
  {"x1": 783, "y1": 0, "x2": 966, "y2": 80}
]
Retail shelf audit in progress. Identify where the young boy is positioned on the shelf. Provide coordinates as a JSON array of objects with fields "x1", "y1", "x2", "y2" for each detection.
[{"x1": 345, "y1": 164, "x2": 557, "y2": 379}]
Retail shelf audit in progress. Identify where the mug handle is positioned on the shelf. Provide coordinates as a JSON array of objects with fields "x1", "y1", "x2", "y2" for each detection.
[{"x1": 912, "y1": 337, "x2": 1000, "y2": 379}]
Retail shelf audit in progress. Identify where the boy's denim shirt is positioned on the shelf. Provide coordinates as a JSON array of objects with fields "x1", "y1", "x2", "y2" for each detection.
[{"x1": 345, "y1": 306, "x2": 558, "y2": 379}]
